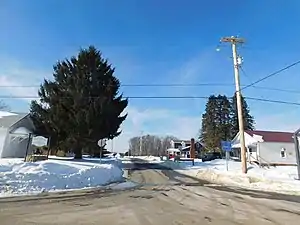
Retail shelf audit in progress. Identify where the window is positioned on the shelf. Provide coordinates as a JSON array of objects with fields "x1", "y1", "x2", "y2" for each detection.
[
  {"x1": 249, "y1": 148, "x2": 257, "y2": 153},
  {"x1": 280, "y1": 148, "x2": 286, "y2": 158}
]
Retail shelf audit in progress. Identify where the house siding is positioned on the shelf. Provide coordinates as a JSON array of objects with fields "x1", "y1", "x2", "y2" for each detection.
[
  {"x1": 8, "y1": 115, "x2": 34, "y2": 133},
  {"x1": 0, "y1": 116, "x2": 35, "y2": 158},
  {"x1": 0, "y1": 127, "x2": 8, "y2": 156},
  {"x1": 258, "y1": 142, "x2": 296, "y2": 165}
]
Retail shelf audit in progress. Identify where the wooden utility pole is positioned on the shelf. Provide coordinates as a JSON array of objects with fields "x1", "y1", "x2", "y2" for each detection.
[{"x1": 221, "y1": 36, "x2": 247, "y2": 174}]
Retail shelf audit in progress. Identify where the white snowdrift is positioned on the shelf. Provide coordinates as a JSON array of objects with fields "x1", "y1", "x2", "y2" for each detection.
[
  {"x1": 0, "y1": 158, "x2": 124, "y2": 197},
  {"x1": 168, "y1": 159, "x2": 300, "y2": 195},
  {"x1": 0, "y1": 111, "x2": 17, "y2": 118}
]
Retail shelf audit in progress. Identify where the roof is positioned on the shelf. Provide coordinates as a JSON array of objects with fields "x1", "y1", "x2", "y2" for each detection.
[
  {"x1": 0, "y1": 113, "x2": 29, "y2": 128},
  {"x1": 173, "y1": 140, "x2": 191, "y2": 144},
  {"x1": 166, "y1": 148, "x2": 181, "y2": 152},
  {"x1": 245, "y1": 130, "x2": 294, "y2": 143}
]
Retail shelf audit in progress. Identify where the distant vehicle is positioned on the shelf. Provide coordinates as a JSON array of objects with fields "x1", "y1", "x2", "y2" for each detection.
[{"x1": 202, "y1": 152, "x2": 222, "y2": 162}]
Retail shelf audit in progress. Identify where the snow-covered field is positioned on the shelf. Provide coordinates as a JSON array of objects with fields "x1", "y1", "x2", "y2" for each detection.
[
  {"x1": 170, "y1": 159, "x2": 300, "y2": 195},
  {"x1": 0, "y1": 156, "x2": 126, "y2": 198}
]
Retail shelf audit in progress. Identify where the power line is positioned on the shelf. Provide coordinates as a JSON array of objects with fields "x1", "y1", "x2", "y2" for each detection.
[
  {"x1": 0, "y1": 95, "x2": 209, "y2": 99},
  {"x1": 241, "y1": 67, "x2": 300, "y2": 94},
  {"x1": 0, "y1": 83, "x2": 234, "y2": 88},
  {"x1": 1, "y1": 83, "x2": 300, "y2": 94},
  {"x1": 240, "y1": 59, "x2": 300, "y2": 91},
  {"x1": 0, "y1": 95, "x2": 300, "y2": 106},
  {"x1": 251, "y1": 86, "x2": 300, "y2": 94},
  {"x1": 0, "y1": 78, "x2": 300, "y2": 94},
  {"x1": 245, "y1": 97, "x2": 300, "y2": 106}
]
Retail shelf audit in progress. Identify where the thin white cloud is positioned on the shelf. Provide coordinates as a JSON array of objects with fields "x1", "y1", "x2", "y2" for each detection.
[
  {"x1": 162, "y1": 49, "x2": 217, "y2": 112},
  {"x1": 0, "y1": 58, "x2": 49, "y2": 103}
]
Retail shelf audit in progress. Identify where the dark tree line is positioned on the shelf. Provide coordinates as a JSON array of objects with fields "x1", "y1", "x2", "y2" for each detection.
[
  {"x1": 200, "y1": 94, "x2": 254, "y2": 150},
  {"x1": 128, "y1": 135, "x2": 178, "y2": 156},
  {"x1": 30, "y1": 46, "x2": 128, "y2": 159}
]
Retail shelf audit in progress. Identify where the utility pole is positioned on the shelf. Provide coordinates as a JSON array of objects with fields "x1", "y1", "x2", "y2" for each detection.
[
  {"x1": 139, "y1": 131, "x2": 143, "y2": 156},
  {"x1": 221, "y1": 36, "x2": 247, "y2": 174}
]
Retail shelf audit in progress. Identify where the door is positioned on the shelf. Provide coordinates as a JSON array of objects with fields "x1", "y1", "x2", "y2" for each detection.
[{"x1": 248, "y1": 147, "x2": 258, "y2": 161}]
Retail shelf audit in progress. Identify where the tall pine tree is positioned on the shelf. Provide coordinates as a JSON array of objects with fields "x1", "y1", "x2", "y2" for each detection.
[
  {"x1": 230, "y1": 93, "x2": 254, "y2": 138},
  {"x1": 201, "y1": 95, "x2": 218, "y2": 149},
  {"x1": 30, "y1": 46, "x2": 128, "y2": 158},
  {"x1": 200, "y1": 95, "x2": 231, "y2": 150},
  {"x1": 216, "y1": 95, "x2": 232, "y2": 142}
]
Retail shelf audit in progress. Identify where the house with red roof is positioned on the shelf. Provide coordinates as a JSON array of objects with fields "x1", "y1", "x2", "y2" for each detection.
[{"x1": 231, "y1": 130, "x2": 297, "y2": 166}]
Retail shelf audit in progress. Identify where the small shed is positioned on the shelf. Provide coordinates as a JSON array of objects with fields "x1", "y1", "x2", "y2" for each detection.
[
  {"x1": 232, "y1": 130, "x2": 297, "y2": 165},
  {"x1": 0, "y1": 111, "x2": 35, "y2": 158}
]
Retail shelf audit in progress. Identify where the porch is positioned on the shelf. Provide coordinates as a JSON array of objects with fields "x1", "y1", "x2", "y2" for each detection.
[{"x1": 231, "y1": 144, "x2": 258, "y2": 162}]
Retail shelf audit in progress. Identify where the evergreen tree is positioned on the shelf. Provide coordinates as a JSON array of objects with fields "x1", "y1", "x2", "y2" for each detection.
[
  {"x1": 230, "y1": 93, "x2": 255, "y2": 138},
  {"x1": 200, "y1": 95, "x2": 231, "y2": 150},
  {"x1": 200, "y1": 95, "x2": 217, "y2": 149},
  {"x1": 30, "y1": 46, "x2": 128, "y2": 159},
  {"x1": 216, "y1": 95, "x2": 232, "y2": 142}
]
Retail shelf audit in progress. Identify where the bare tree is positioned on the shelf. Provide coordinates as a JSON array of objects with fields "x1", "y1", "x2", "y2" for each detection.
[
  {"x1": 129, "y1": 136, "x2": 140, "y2": 156},
  {"x1": 0, "y1": 100, "x2": 10, "y2": 111},
  {"x1": 129, "y1": 135, "x2": 179, "y2": 156},
  {"x1": 161, "y1": 135, "x2": 178, "y2": 151}
]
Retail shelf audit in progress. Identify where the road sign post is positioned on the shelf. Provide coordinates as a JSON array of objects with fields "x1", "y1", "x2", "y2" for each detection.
[
  {"x1": 225, "y1": 151, "x2": 229, "y2": 171},
  {"x1": 221, "y1": 141, "x2": 232, "y2": 171},
  {"x1": 98, "y1": 139, "x2": 107, "y2": 163}
]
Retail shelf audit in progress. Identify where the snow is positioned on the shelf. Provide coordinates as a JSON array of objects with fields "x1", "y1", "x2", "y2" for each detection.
[
  {"x1": 170, "y1": 159, "x2": 300, "y2": 195},
  {"x1": 126, "y1": 156, "x2": 162, "y2": 161},
  {"x1": 0, "y1": 157, "x2": 125, "y2": 197},
  {"x1": 0, "y1": 111, "x2": 17, "y2": 118},
  {"x1": 121, "y1": 156, "x2": 163, "y2": 164},
  {"x1": 109, "y1": 181, "x2": 138, "y2": 190}
]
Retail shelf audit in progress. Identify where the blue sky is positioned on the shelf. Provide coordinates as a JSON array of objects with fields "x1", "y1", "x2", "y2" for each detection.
[{"x1": 1, "y1": 0, "x2": 300, "y2": 152}]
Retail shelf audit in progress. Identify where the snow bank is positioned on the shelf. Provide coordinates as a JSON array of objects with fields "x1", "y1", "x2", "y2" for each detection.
[
  {"x1": 0, "y1": 157, "x2": 124, "y2": 197},
  {"x1": 0, "y1": 111, "x2": 17, "y2": 118},
  {"x1": 49, "y1": 155, "x2": 123, "y2": 168},
  {"x1": 169, "y1": 159, "x2": 300, "y2": 194}
]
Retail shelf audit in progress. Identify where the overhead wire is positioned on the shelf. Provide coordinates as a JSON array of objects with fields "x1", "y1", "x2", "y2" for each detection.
[
  {"x1": 1, "y1": 59, "x2": 300, "y2": 107},
  {"x1": 240, "y1": 59, "x2": 300, "y2": 91},
  {"x1": 1, "y1": 82, "x2": 300, "y2": 94},
  {"x1": 0, "y1": 83, "x2": 235, "y2": 88},
  {"x1": 0, "y1": 95, "x2": 300, "y2": 106}
]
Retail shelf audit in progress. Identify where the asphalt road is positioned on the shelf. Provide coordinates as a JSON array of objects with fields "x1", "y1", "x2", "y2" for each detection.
[{"x1": 1, "y1": 161, "x2": 300, "y2": 224}]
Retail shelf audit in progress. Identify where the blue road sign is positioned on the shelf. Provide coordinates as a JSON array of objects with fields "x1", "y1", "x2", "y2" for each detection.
[{"x1": 221, "y1": 141, "x2": 232, "y2": 152}]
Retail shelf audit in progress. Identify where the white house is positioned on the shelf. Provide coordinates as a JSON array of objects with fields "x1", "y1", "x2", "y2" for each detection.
[
  {"x1": 169, "y1": 139, "x2": 204, "y2": 158},
  {"x1": 231, "y1": 130, "x2": 297, "y2": 166},
  {"x1": 0, "y1": 111, "x2": 35, "y2": 158}
]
